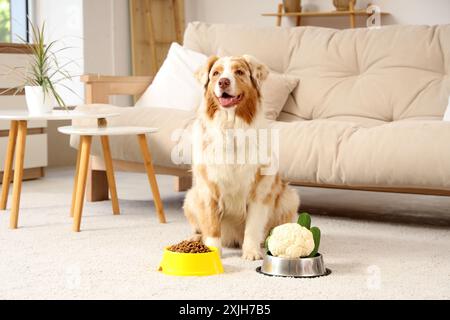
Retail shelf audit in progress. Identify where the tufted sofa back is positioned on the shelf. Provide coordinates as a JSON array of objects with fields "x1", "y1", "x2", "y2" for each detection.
[{"x1": 183, "y1": 22, "x2": 450, "y2": 122}]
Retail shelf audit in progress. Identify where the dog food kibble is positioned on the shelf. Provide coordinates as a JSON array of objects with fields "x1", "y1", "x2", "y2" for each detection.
[{"x1": 168, "y1": 240, "x2": 211, "y2": 253}]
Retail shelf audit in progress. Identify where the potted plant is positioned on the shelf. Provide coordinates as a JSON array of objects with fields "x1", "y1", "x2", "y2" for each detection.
[
  {"x1": 2, "y1": 20, "x2": 75, "y2": 114},
  {"x1": 257, "y1": 212, "x2": 330, "y2": 278}
]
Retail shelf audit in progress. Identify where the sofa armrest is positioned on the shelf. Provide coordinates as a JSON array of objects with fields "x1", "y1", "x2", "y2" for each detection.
[{"x1": 80, "y1": 74, "x2": 153, "y2": 104}]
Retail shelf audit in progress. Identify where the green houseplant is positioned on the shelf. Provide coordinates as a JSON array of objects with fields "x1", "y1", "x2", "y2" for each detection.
[{"x1": 3, "y1": 19, "x2": 75, "y2": 114}]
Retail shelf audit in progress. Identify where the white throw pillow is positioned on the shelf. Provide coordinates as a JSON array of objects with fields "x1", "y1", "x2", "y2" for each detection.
[{"x1": 135, "y1": 43, "x2": 207, "y2": 111}]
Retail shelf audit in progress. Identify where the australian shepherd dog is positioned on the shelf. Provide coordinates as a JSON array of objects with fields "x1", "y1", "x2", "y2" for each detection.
[{"x1": 183, "y1": 55, "x2": 299, "y2": 260}]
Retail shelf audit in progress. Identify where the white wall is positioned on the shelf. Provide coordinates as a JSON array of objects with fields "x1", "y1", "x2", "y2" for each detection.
[
  {"x1": 185, "y1": 0, "x2": 281, "y2": 26},
  {"x1": 35, "y1": 0, "x2": 133, "y2": 107},
  {"x1": 374, "y1": 0, "x2": 450, "y2": 25},
  {"x1": 185, "y1": 0, "x2": 450, "y2": 28},
  {"x1": 32, "y1": 0, "x2": 132, "y2": 167},
  {"x1": 83, "y1": 0, "x2": 132, "y2": 107},
  {"x1": 33, "y1": 0, "x2": 84, "y2": 105},
  {"x1": 33, "y1": 0, "x2": 84, "y2": 167}
]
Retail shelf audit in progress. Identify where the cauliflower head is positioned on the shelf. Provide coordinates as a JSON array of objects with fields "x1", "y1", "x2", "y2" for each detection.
[{"x1": 267, "y1": 223, "x2": 315, "y2": 258}]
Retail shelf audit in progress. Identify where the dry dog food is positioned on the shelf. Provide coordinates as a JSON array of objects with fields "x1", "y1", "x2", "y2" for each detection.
[{"x1": 168, "y1": 240, "x2": 211, "y2": 253}]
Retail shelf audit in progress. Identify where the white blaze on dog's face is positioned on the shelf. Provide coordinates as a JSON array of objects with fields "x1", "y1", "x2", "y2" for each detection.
[
  {"x1": 196, "y1": 55, "x2": 269, "y2": 124},
  {"x1": 212, "y1": 57, "x2": 242, "y2": 108}
]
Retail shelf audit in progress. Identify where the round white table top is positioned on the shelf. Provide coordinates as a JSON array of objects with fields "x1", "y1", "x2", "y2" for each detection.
[
  {"x1": 0, "y1": 110, "x2": 120, "y2": 121},
  {"x1": 58, "y1": 126, "x2": 158, "y2": 136}
]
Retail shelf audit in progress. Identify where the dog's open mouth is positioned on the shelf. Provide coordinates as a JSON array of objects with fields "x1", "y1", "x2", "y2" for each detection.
[{"x1": 218, "y1": 92, "x2": 243, "y2": 108}]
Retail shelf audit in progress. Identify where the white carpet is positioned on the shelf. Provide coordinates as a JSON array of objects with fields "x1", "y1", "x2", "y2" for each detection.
[{"x1": 0, "y1": 168, "x2": 449, "y2": 300}]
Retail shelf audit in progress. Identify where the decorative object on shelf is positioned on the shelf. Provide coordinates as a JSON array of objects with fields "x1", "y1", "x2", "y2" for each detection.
[
  {"x1": 1, "y1": 20, "x2": 76, "y2": 114},
  {"x1": 263, "y1": 2, "x2": 388, "y2": 28},
  {"x1": 443, "y1": 96, "x2": 450, "y2": 121},
  {"x1": 333, "y1": 0, "x2": 356, "y2": 12},
  {"x1": 283, "y1": 0, "x2": 301, "y2": 13}
]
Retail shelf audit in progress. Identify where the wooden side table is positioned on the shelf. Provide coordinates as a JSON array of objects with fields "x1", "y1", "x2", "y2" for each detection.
[
  {"x1": 58, "y1": 126, "x2": 166, "y2": 232},
  {"x1": 0, "y1": 110, "x2": 119, "y2": 229}
]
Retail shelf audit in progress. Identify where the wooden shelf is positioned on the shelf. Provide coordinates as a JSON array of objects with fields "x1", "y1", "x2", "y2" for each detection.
[
  {"x1": 262, "y1": 10, "x2": 389, "y2": 18},
  {"x1": 263, "y1": 3, "x2": 389, "y2": 28}
]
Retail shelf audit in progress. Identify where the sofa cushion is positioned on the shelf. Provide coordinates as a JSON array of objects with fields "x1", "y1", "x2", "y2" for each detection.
[
  {"x1": 184, "y1": 23, "x2": 450, "y2": 123},
  {"x1": 271, "y1": 118, "x2": 450, "y2": 190},
  {"x1": 288, "y1": 25, "x2": 450, "y2": 122},
  {"x1": 259, "y1": 72, "x2": 299, "y2": 120},
  {"x1": 184, "y1": 22, "x2": 293, "y2": 73},
  {"x1": 70, "y1": 105, "x2": 450, "y2": 191}
]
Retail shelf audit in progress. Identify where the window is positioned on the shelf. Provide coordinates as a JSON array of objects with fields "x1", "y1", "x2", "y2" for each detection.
[
  {"x1": 0, "y1": 0, "x2": 11, "y2": 42},
  {"x1": 0, "y1": 0, "x2": 28, "y2": 43}
]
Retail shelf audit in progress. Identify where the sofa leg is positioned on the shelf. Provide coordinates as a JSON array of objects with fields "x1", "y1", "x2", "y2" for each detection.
[
  {"x1": 86, "y1": 168, "x2": 109, "y2": 202},
  {"x1": 174, "y1": 176, "x2": 192, "y2": 192}
]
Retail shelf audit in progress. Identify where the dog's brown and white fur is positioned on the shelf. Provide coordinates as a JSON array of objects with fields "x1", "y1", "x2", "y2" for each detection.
[{"x1": 183, "y1": 55, "x2": 300, "y2": 260}]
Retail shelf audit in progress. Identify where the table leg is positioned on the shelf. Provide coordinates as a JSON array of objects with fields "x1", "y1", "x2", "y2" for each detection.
[
  {"x1": 9, "y1": 120, "x2": 27, "y2": 229},
  {"x1": 72, "y1": 135, "x2": 92, "y2": 232},
  {"x1": 276, "y1": 3, "x2": 283, "y2": 27},
  {"x1": 100, "y1": 136, "x2": 120, "y2": 215},
  {"x1": 70, "y1": 138, "x2": 83, "y2": 217},
  {"x1": 0, "y1": 120, "x2": 18, "y2": 210},
  {"x1": 137, "y1": 134, "x2": 166, "y2": 223}
]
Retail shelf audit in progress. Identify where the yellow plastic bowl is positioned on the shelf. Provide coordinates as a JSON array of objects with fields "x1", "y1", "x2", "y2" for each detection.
[{"x1": 159, "y1": 246, "x2": 224, "y2": 276}]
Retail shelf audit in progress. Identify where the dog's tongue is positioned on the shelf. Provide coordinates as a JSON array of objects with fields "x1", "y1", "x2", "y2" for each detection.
[{"x1": 219, "y1": 96, "x2": 240, "y2": 108}]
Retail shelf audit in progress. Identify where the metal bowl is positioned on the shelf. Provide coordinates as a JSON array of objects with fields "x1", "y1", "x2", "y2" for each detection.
[{"x1": 256, "y1": 253, "x2": 331, "y2": 278}]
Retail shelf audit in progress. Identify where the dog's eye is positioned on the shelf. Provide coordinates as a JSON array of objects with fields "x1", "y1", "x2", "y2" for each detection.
[
  {"x1": 212, "y1": 71, "x2": 219, "y2": 77},
  {"x1": 235, "y1": 70, "x2": 244, "y2": 76}
]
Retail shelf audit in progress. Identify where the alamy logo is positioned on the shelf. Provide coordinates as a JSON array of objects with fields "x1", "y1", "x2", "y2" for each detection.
[
  {"x1": 171, "y1": 127, "x2": 280, "y2": 176},
  {"x1": 367, "y1": 5, "x2": 382, "y2": 29},
  {"x1": 366, "y1": 265, "x2": 382, "y2": 290}
]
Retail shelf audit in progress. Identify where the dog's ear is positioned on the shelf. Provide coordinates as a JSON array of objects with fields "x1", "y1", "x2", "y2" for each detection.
[
  {"x1": 242, "y1": 54, "x2": 269, "y2": 86},
  {"x1": 195, "y1": 55, "x2": 219, "y2": 87}
]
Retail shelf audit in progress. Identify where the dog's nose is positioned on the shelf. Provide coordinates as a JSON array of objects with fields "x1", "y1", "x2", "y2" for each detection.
[{"x1": 218, "y1": 78, "x2": 231, "y2": 89}]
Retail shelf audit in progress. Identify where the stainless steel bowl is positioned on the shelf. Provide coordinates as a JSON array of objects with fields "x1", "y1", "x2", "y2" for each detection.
[{"x1": 256, "y1": 253, "x2": 331, "y2": 278}]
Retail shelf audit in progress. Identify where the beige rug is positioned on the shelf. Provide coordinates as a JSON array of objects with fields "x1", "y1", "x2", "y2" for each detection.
[{"x1": 0, "y1": 168, "x2": 449, "y2": 299}]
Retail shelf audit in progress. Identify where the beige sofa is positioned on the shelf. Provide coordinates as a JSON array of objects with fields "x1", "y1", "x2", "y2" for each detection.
[{"x1": 75, "y1": 22, "x2": 450, "y2": 203}]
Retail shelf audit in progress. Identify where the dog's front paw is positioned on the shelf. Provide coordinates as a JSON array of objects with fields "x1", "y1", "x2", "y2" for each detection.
[
  {"x1": 205, "y1": 237, "x2": 222, "y2": 250},
  {"x1": 242, "y1": 247, "x2": 263, "y2": 261},
  {"x1": 204, "y1": 237, "x2": 222, "y2": 257}
]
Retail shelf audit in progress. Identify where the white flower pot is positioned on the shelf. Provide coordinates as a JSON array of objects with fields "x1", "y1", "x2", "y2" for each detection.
[{"x1": 25, "y1": 86, "x2": 54, "y2": 115}]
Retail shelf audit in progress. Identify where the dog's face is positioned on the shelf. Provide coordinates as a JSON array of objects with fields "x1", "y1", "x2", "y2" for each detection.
[{"x1": 196, "y1": 55, "x2": 269, "y2": 123}]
